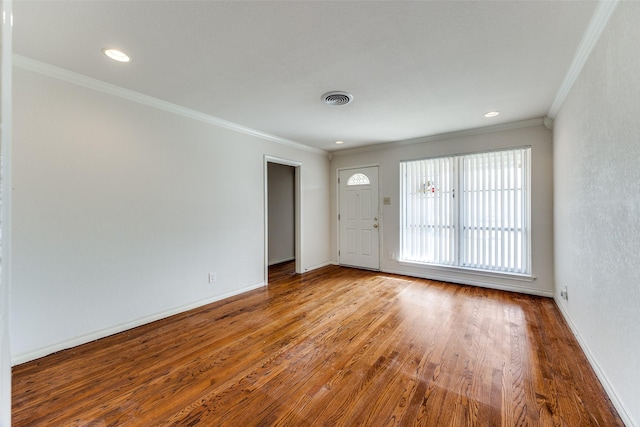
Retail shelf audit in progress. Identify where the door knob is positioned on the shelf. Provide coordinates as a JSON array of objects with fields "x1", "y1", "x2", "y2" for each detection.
[{"x1": 373, "y1": 224, "x2": 379, "y2": 228}]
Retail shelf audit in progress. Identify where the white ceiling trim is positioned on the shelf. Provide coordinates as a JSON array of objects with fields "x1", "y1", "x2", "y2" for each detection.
[
  {"x1": 12, "y1": 54, "x2": 328, "y2": 156},
  {"x1": 331, "y1": 118, "x2": 545, "y2": 157},
  {"x1": 548, "y1": 0, "x2": 619, "y2": 118}
]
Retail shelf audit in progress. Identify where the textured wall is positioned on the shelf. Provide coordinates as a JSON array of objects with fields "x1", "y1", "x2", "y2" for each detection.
[{"x1": 554, "y1": 2, "x2": 640, "y2": 424}]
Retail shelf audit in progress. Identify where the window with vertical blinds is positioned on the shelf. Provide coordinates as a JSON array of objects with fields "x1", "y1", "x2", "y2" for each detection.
[
  {"x1": 400, "y1": 147, "x2": 531, "y2": 275},
  {"x1": 400, "y1": 156, "x2": 456, "y2": 266}
]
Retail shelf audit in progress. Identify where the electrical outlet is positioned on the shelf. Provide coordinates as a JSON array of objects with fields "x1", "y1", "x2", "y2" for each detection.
[
  {"x1": 560, "y1": 286, "x2": 568, "y2": 301},
  {"x1": 208, "y1": 273, "x2": 217, "y2": 284},
  {"x1": 389, "y1": 252, "x2": 394, "y2": 260}
]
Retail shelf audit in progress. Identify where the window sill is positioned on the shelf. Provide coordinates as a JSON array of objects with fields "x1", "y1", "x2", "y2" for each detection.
[{"x1": 397, "y1": 260, "x2": 536, "y2": 282}]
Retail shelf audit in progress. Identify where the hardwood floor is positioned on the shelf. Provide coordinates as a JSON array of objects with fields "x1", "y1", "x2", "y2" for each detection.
[{"x1": 13, "y1": 262, "x2": 623, "y2": 426}]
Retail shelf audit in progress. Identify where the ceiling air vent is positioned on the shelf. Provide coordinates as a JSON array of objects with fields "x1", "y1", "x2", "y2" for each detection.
[{"x1": 322, "y1": 91, "x2": 353, "y2": 106}]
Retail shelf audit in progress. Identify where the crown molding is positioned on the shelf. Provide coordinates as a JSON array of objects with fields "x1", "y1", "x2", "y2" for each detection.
[
  {"x1": 548, "y1": 0, "x2": 619, "y2": 118},
  {"x1": 331, "y1": 117, "x2": 545, "y2": 157},
  {"x1": 13, "y1": 54, "x2": 327, "y2": 156}
]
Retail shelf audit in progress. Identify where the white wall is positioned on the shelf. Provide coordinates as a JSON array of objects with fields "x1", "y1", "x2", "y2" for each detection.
[
  {"x1": 554, "y1": 2, "x2": 640, "y2": 425},
  {"x1": 331, "y1": 122, "x2": 554, "y2": 296},
  {"x1": 267, "y1": 163, "x2": 295, "y2": 265},
  {"x1": 11, "y1": 65, "x2": 331, "y2": 363},
  {"x1": 1, "y1": 1, "x2": 13, "y2": 424}
]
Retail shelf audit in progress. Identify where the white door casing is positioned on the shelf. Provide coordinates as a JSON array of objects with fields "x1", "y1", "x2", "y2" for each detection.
[
  {"x1": 264, "y1": 155, "x2": 302, "y2": 283},
  {"x1": 339, "y1": 166, "x2": 379, "y2": 270}
]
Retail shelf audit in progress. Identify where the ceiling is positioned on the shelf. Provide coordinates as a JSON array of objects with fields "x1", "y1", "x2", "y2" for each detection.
[{"x1": 12, "y1": 1, "x2": 599, "y2": 152}]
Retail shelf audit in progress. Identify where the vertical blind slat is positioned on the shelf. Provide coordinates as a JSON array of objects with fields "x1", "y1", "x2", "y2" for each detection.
[{"x1": 400, "y1": 148, "x2": 529, "y2": 274}]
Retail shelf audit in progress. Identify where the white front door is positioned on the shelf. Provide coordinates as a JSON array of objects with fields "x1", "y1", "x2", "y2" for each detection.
[{"x1": 339, "y1": 166, "x2": 379, "y2": 270}]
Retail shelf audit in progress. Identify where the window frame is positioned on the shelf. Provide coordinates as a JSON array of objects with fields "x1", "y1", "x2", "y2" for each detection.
[
  {"x1": 399, "y1": 147, "x2": 533, "y2": 279},
  {"x1": 346, "y1": 172, "x2": 371, "y2": 186}
]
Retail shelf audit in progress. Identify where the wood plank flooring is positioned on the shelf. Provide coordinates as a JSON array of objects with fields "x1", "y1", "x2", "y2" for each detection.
[{"x1": 12, "y1": 263, "x2": 623, "y2": 426}]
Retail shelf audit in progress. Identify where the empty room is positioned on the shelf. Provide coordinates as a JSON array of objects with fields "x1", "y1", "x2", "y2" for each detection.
[{"x1": 1, "y1": 0, "x2": 638, "y2": 425}]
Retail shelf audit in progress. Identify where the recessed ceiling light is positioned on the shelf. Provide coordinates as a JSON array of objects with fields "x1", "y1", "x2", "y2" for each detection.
[
  {"x1": 102, "y1": 48, "x2": 130, "y2": 63},
  {"x1": 484, "y1": 111, "x2": 500, "y2": 118},
  {"x1": 335, "y1": 140, "x2": 345, "y2": 145}
]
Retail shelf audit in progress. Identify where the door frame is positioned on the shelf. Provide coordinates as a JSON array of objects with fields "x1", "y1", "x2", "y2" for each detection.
[
  {"x1": 264, "y1": 155, "x2": 302, "y2": 284},
  {"x1": 336, "y1": 164, "x2": 381, "y2": 270}
]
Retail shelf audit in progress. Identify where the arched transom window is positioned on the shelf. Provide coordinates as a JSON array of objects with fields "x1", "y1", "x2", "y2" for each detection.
[{"x1": 347, "y1": 173, "x2": 370, "y2": 186}]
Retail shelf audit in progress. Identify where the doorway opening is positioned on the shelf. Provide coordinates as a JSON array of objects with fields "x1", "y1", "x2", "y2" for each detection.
[{"x1": 264, "y1": 156, "x2": 302, "y2": 285}]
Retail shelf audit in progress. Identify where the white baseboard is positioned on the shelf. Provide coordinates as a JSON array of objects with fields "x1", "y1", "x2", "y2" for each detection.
[
  {"x1": 381, "y1": 267, "x2": 554, "y2": 298},
  {"x1": 12, "y1": 281, "x2": 266, "y2": 366},
  {"x1": 553, "y1": 297, "x2": 635, "y2": 427},
  {"x1": 268, "y1": 256, "x2": 295, "y2": 266},
  {"x1": 303, "y1": 261, "x2": 334, "y2": 272}
]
